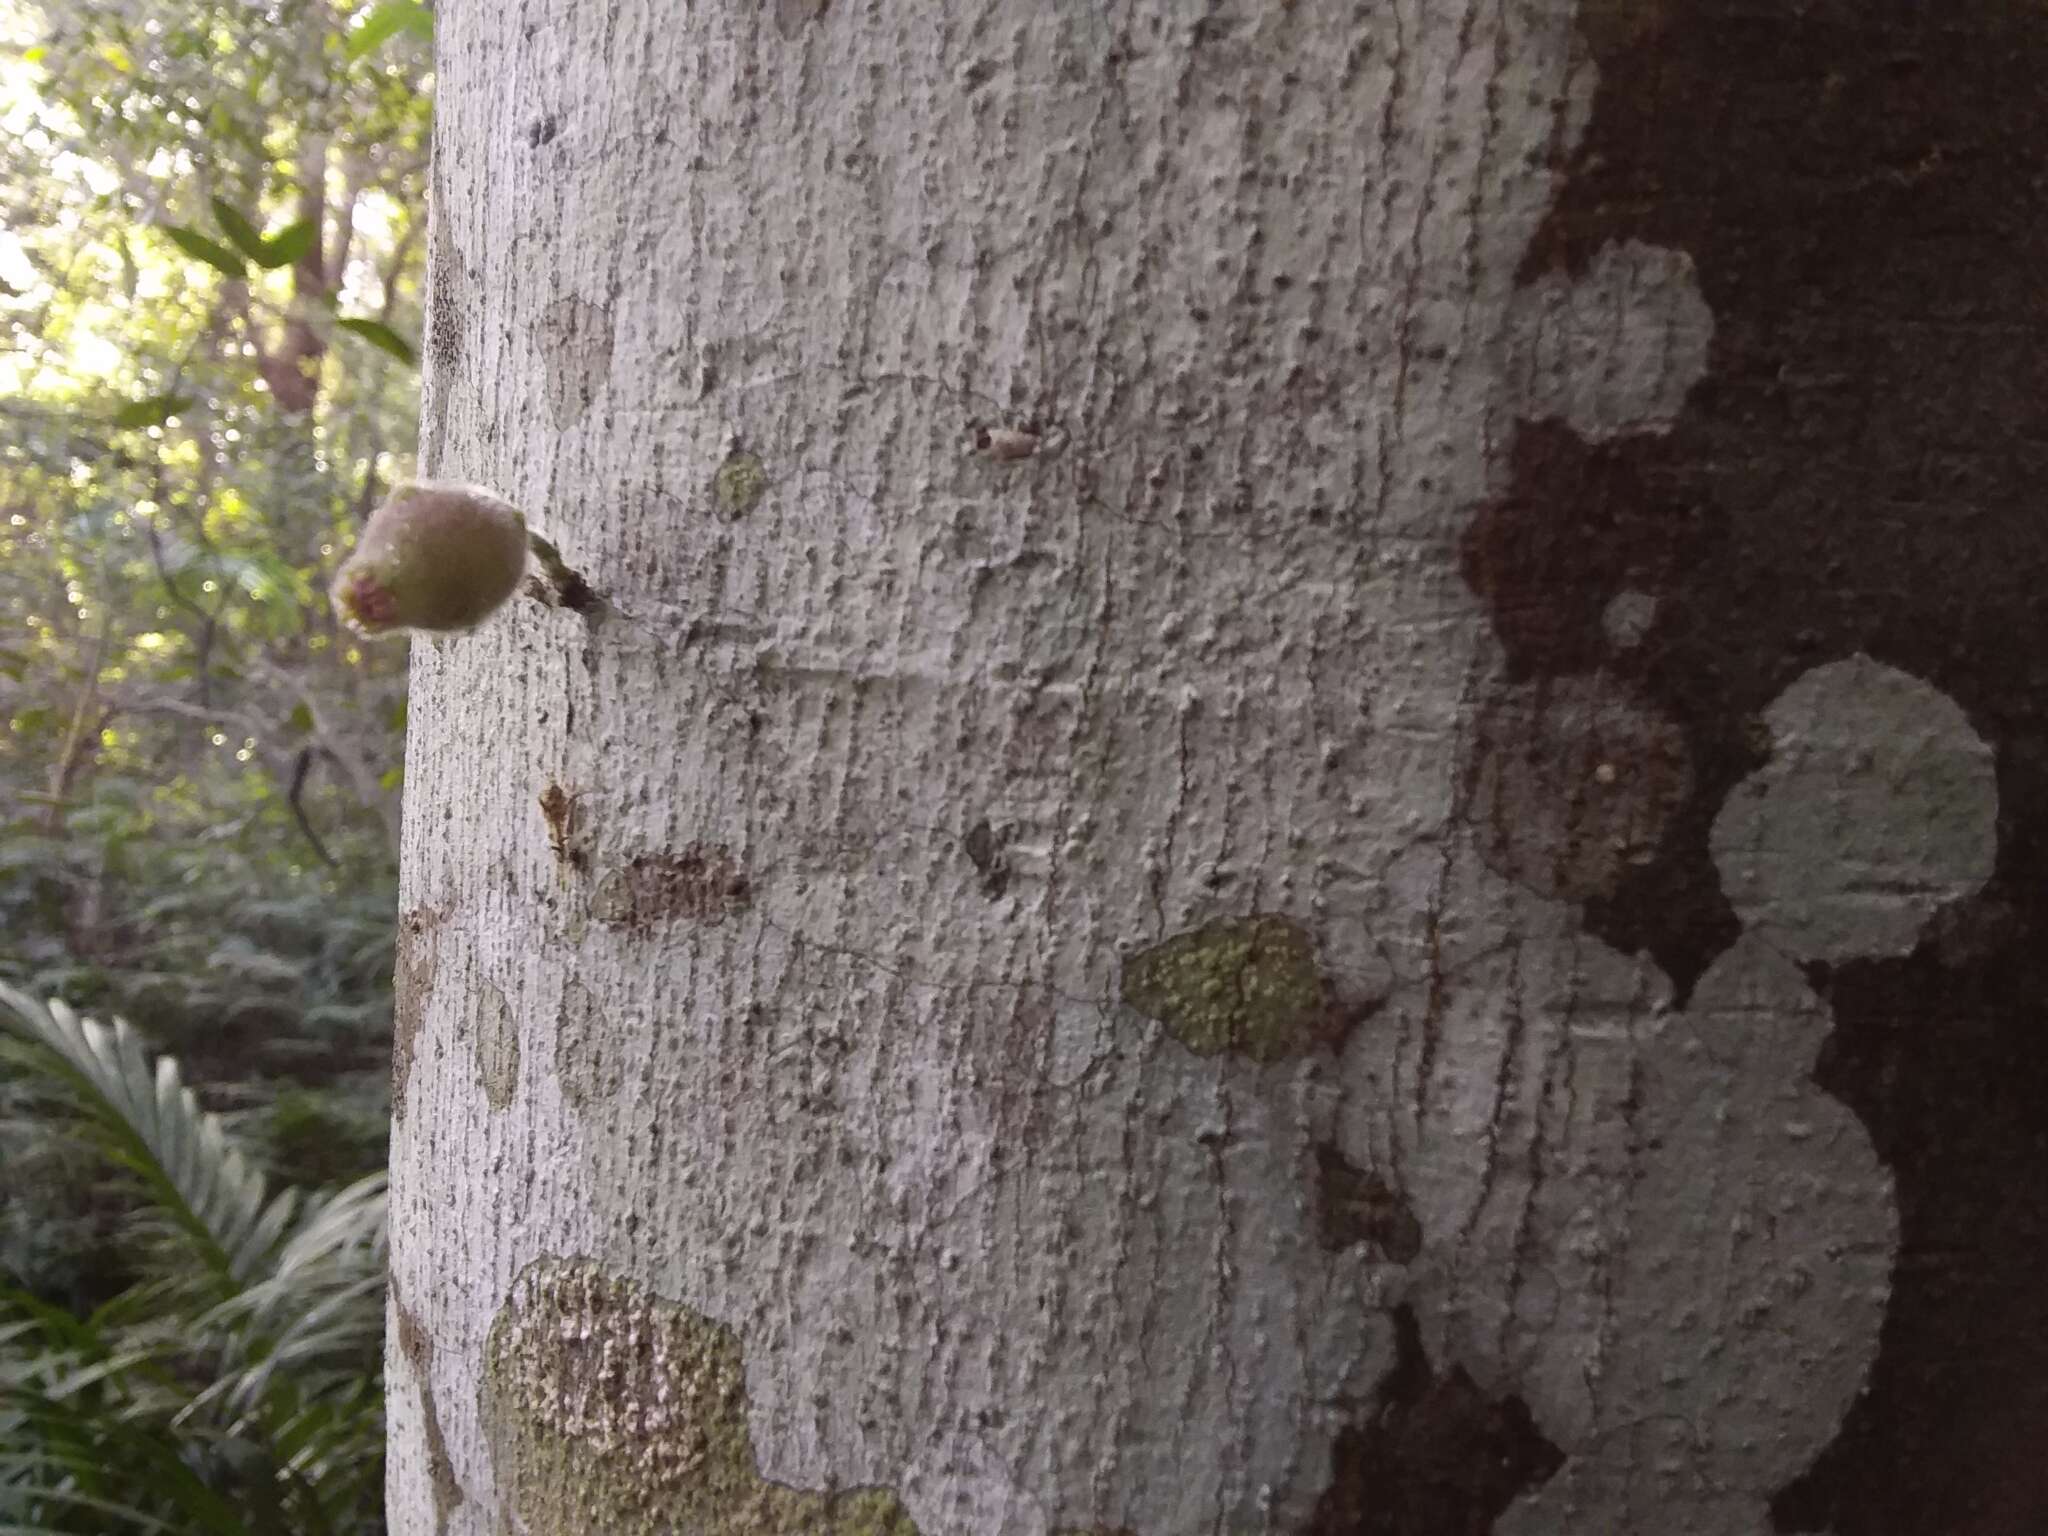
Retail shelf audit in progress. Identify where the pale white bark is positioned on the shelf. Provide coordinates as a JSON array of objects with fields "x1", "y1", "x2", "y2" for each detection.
[{"x1": 387, "y1": 2, "x2": 1974, "y2": 1532}]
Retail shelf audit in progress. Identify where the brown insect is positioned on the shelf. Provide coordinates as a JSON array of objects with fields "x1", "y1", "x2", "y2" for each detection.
[{"x1": 538, "y1": 782, "x2": 587, "y2": 870}]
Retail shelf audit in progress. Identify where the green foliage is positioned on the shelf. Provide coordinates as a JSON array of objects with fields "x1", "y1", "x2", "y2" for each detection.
[
  {"x1": 0, "y1": 0, "x2": 428, "y2": 1394},
  {"x1": 344, "y1": 2, "x2": 434, "y2": 64},
  {"x1": 0, "y1": 985, "x2": 387, "y2": 1533},
  {"x1": 331, "y1": 316, "x2": 416, "y2": 366}
]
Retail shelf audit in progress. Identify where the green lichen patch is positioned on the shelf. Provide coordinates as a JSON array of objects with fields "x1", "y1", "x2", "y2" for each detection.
[
  {"x1": 712, "y1": 450, "x2": 768, "y2": 516},
  {"x1": 482, "y1": 1259, "x2": 922, "y2": 1535},
  {"x1": 1119, "y1": 915, "x2": 1340, "y2": 1063}
]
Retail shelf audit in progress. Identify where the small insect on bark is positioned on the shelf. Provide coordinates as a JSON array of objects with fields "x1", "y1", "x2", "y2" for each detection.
[
  {"x1": 538, "y1": 783, "x2": 586, "y2": 870},
  {"x1": 973, "y1": 425, "x2": 1045, "y2": 462}
]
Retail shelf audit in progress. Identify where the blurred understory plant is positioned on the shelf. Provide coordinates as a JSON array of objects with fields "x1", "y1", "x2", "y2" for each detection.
[{"x1": 0, "y1": 982, "x2": 387, "y2": 1534}]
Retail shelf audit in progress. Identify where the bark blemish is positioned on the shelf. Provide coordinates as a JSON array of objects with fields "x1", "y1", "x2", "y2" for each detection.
[
  {"x1": 539, "y1": 296, "x2": 615, "y2": 429},
  {"x1": 1462, "y1": 674, "x2": 1692, "y2": 905},
  {"x1": 773, "y1": 0, "x2": 829, "y2": 38},
  {"x1": 392, "y1": 903, "x2": 447, "y2": 1121},
  {"x1": 426, "y1": 191, "x2": 465, "y2": 382},
  {"x1": 1307, "y1": 1306, "x2": 1563, "y2": 1535},
  {"x1": 712, "y1": 450, "x2": 768, "y2": 516},
  {"x1": 482, "y1": 1258, "x2": 921, "y2": 1534},
  {"x1": 1120, "y1": 915, "x2": 1347, "y2": 1063},
  {"x1": 593, "y1": 845, "x2": 751, "y2": 932},
  {"x1": 962, "y1": 817, "x2": 1010, "y2": 896},
  {"x1": 395, "y1": 1292, "x2": 466, "y2": 1534},
  {"x1": 1314, "y1": 1145, "x2": 1422, "y2": 1262}
]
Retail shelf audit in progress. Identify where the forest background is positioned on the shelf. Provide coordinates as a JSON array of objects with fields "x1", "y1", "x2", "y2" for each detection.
[{"x1": 1, "y1": 2, "x2": 428, "y2": 1527}]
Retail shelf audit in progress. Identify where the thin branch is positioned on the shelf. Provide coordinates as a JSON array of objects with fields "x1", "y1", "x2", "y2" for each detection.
[{"x1": 286, "y1": 747, "x2": 338, "y2": 869}]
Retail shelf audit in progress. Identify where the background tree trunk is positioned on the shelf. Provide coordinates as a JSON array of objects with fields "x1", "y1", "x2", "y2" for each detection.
[{"x1": 390, "y1": 2, "x2": 2046, "y2": 1532}]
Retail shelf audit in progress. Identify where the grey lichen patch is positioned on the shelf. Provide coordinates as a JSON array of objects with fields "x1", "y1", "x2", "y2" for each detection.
[
  {"x1": 593, "y1": 845, "x2": 751, "y2": 932},
  {"x1": 712, "y1": 450, "x2": 768, "y2": 517},
  {"x1": 1315, "y1": 1145, "x2": 1422, "y2": 1263},
  {"x1": 1506, "y1": 240, "x2": 1711, "y2": 443},
  {"x1": 1709, "y1": 655, "x2": 1997, "y2": 963},
  {"x1": 392, "y1": 904, "x2": 447, "y2": 1121},
  {"x1": 476, "y1": 980, "x2": 521, "y2": 1111},
  {"x1": 539, "y1": 296, "x2": 615, "y2": 428},
  {"x1": 481, "y1": 1258, "x2": 921, "y2": 1535},
  {"x1": 1120, "y1": 915, "x2": 1342, "y2": 1063},
  {"x1": 394, "y1": 1293, "x2": 466, "y2": 1535},
  {"x1": 554, "y1": 979, "x2": 619, "y2": 1109},
  {"x1": 1464, "y1": 675, "x2": 1692, "y2": 903}
]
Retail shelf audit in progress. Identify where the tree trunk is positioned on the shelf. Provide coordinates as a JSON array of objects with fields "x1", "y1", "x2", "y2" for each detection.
[{"x1": 389, "y1": 3, "x2": 2046, "y2": 1532}]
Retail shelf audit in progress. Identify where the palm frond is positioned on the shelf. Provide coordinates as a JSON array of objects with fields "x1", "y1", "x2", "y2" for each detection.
[{"x1": 0, "y1": 984, "x2": 296, "y2": 1297}]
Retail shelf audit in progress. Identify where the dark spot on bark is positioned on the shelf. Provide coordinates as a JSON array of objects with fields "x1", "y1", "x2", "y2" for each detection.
[
  {"x1": 526, "y1": 113, "x2": 559, "y2": 148},
  {"x1": 392, "y1": 904, "x2": 446, "y2": 1121},
  {"x1": 1315, "y1": 1145, "x2": 1422, "y2": 1263},
  {"x1": 1460, "y1": 422, "x2": 1712, "y2": 678},
  {"x1": 961, "y1": 58, "x2": 996, "y2": 91},
  {"x1": 1308, "y1": 1306, "x2": 1563, "y2": 1535},
  {"x1": 426, "y1": 173, "x2": 464, "y2": 384},
  {"x1": 1490, "y1": 2, "x2": 2048, "y2": 1528},
  {"x1": 962, "y1": 817, "x2": 1010, "y2": 896},
  {"x1": 1462, "y1": 673, "x2": 1692, "y2": 905},
  {"x1": 394, "y1": 1291, "x2": 465, "y2": 1534},
  {"x1": 593, "y1": 845, "x2": 751, "y2": 932}
]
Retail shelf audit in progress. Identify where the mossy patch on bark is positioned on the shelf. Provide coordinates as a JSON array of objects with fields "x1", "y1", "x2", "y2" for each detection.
[
  {"x1": 482, "y1": 1258, "x2": 921, "y2": 1535},
  {"x1": 712, "y1": 451, "x2": 768, "y2": 516},
  {"x1": 1119, "y1": 915, "x2": 1340, "y2": 1063}
]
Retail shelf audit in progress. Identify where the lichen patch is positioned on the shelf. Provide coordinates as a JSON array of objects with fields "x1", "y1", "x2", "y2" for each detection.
[
  {"x1": 392, "y1": 904, "x2": 448, "y2": 1120},
  {"x1": 476, "y1": 980, "x2": 521, "y2": 1111},
  {"x1": 712, "y1": 450, "x2": 768, "y2": 517},
  {"x1": 539, "y1": 296, "x2": 615, "y2": 428},
  {"x1": 1709, "y1": 655, "x2": 1996, "y2": 963},
  {"x1": 1119, "y1": 915, "x2": 1342, "y2": 1063},
  {"x1": 481, "y1": 1258, "x2": 921, "y2": 1534}
]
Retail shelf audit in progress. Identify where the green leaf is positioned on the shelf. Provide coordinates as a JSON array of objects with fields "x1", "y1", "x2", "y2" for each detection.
[
  {"x1": 211, "y1": 203, "x2": 316, "y2": 270},
  {"x1": 160, "y1": 225, "x2": 246, "y2": 279},
  {"x1": 344, "y1": 0, "x2": 433, "y2": 62},
  {"x1": 111, "y1": 394, "x2": 194, "y2": 430},
  {"x1": 332, "y1": 316, "x2": 416, "y2": 365},
  {"x1": 208, "y1": 197, "x2": 265, "y2": 261},
  {"x1": 259, "y1": 217, "x2": 317, "y2": 269}
]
